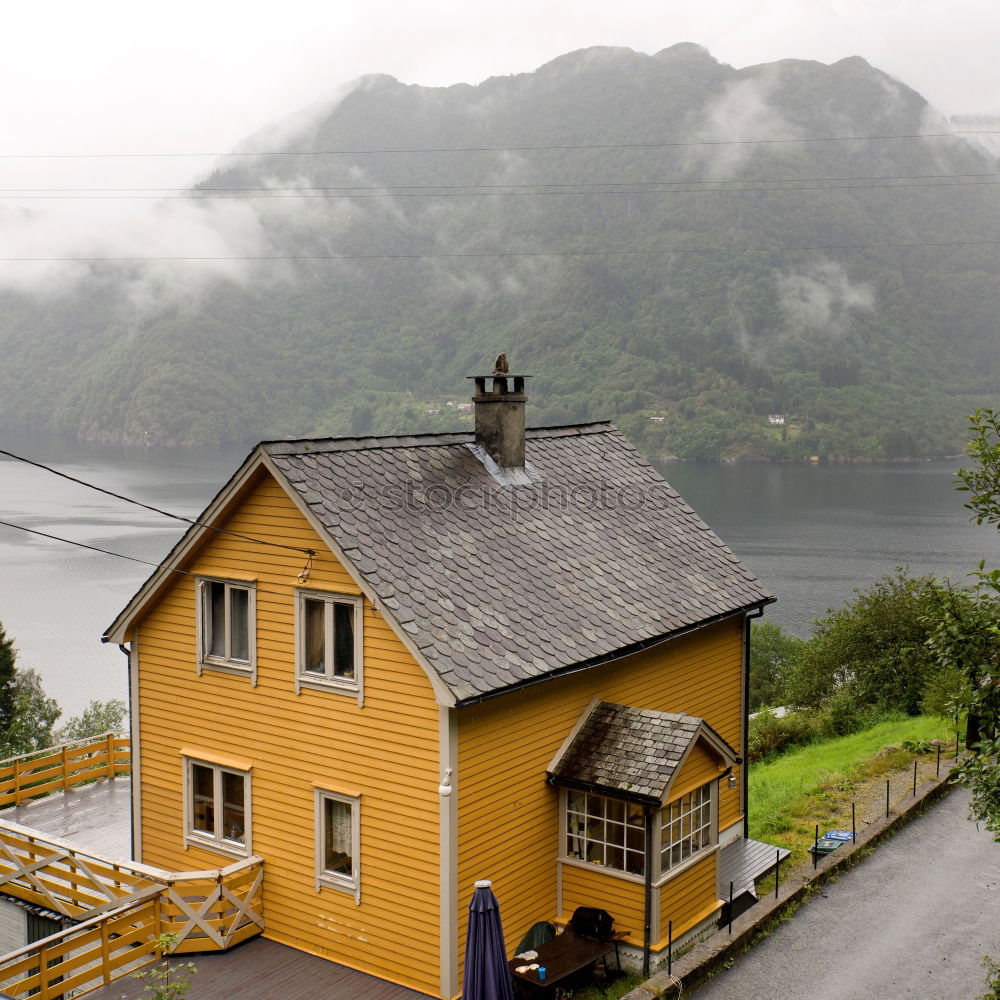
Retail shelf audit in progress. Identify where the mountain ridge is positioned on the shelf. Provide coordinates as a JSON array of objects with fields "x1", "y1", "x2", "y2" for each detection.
[{"x1": 0, "y1": 45, "x2": 997, "y2": 460}]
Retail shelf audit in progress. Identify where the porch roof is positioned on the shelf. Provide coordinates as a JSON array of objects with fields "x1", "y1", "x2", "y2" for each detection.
[{"x1": 547, "y1": 699, "x2": 738, "y2": 803}]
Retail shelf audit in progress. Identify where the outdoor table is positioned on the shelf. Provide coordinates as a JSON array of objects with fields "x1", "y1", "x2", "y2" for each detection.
[{"x1": 508, "y1": 928, "x2": 614, "y2": 998}]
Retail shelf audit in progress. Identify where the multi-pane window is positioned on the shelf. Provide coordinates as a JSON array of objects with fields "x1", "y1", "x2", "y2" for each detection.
[
  {"x1": 661, "y1": 782, "x2": 713, "y2": 872},
  {"x1": 565, "y1": 791, "x2": 646, "y2": 876},
  {"x1": 199, "y1": 579, "x2": 254, "y2": 670},
  {"x1": 187, "y1": 760, "x2": 250, "y2": 854},
  {"x1": 315, "y1": 790, "x2": 360, "y2": 895},
  {"x1": 297, "y1": 592, "x2": 362, "y2": 692}
]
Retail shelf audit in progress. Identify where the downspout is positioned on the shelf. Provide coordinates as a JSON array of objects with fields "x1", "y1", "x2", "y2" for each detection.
[
  {"x1": 116, "y1": 642, "x2": 135, "y2": 860},
  {"x1": 642, "y1": 805, "x2": 654, "y2": 978},
  {"x1": 743, "y1": 608, "x2": 765, "y2": 838}
]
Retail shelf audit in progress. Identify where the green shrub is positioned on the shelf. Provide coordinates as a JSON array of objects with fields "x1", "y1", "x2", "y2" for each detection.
[{"x1": 748, "y1": 710, "x2": 821, "y2": 763}]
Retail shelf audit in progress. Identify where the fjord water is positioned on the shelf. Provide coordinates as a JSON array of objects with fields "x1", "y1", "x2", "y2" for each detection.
[{"x1": 2, "y1": 434, "x2": 998, "y2": 716}]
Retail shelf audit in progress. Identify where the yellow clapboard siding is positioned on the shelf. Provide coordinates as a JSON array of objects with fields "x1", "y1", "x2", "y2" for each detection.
[
  {"x1": 136, "y1": 471, "x2": 442, "y2": 997},
  {"x1": 670, "y1": 742, "x2": 726, "y2": 800},
  {"x1": 658, "y1": 851, "x2": 719, "y2": 942},
  {"x1": 456, "y1": 616, "x2": 744, "y2": 971},
  {"x1": 561, "y1": 864, "x2": 645, "y2": 941}
]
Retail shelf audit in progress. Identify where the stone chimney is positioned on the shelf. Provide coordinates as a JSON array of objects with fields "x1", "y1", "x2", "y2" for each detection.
[{"x1": 469, "y1": 354, "x2": 528, "y2": 469}]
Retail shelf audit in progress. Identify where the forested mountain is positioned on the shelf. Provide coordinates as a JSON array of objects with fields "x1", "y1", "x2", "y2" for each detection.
[{"x1": 2, "y1": 44, "x2": 999, "y2": 459}]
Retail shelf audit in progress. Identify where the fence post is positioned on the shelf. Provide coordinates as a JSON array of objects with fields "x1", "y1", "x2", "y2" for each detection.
[
  {"x1": 154, "y1": 891, "x2": 163, "y2": 946},
  {"x1": 813, "y1": 825, "x2": 819, "y2": 869},
  {"x1": 775, "y1": 849, "x2": 780, "y2": 899},
  {"x1": 936, "y1": 743, "x2": 941, "y2": 777},
  {"x1": 61, "y1": 745, "x2": 70, "y2": 793},
  {"x1": 101, "y1": 914, "x2": 111, "y2": 984},
  {"x1": 105, "y1": 732, "x2": 116, "y2": 782},
  {"x1": 912, "y1": 759, "x2": 918, "y2": 797},
  {"x1": 667, "y1": 920, "x2": 672, "y2": 976},
  {"x1": 14, "y1": 758, "x2": 21, "y2": 807},
  {"x1": 39, "y1": 943, "x2": 49, "y2": 1000},
  {"x1": 852, "y1": 802, "x2": 856, "y2": 843},
  {"x1": 885, "y1": 779, "x2": 890, "y2": 818}
]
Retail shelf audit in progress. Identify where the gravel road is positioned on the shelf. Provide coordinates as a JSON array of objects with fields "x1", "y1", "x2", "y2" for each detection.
[{"x1": 689, "y1": 786, "x2": 999, "y2": 1000}]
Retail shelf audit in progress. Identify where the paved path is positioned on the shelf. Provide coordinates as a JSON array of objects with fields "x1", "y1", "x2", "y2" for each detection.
[{"x1": 690, "y1": 787, "x2": 999, "y2": 1000}]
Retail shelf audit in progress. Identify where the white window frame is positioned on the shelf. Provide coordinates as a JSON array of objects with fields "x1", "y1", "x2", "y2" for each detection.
[
  {"x1": 656, "y1": 781, "x2": 716, "y2": 884},
  {"x1": 314, "y1": 788, "x2": 361, "y2": 902},
  {"x1": 195, "y1": 577, "x2": 257, "y2": 683},
  {"x1": 559, "y1": 789, "x2": 647, "y2": 881},
  {"x1": 295, "y1": 590, "x2": 364, "y2": 702},
  {"x1": 183, "y1": 758, "x2": 252, "y2": 858}
]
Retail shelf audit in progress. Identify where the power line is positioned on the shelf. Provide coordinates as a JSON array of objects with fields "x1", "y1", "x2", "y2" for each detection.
[
  {"x1": 1, "y1": 169, "x2": 998, "y2": 193},
  {"x1": 0, "y1": 518, "x2": 194, "y2": 575},
  {"x1": 0, "y1": 448, "x2": 315, "y2": 557},
  {"x1": 0, "y1": 130, "x2": 995, "y2": 160},
  {"x1": 3, "y1": 178, "x2": 1000, "y2": 200},
  {"x1": 0, "y1": 239, "x2": 998, "y2": 263}
]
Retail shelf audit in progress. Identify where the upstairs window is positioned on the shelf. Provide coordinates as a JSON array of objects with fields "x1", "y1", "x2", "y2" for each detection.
[
  {"x1": 296, "y1": 592, "x2": 363, "y2": 696},
  {"x1": 197, "y1": 578, "x2": 256, "y2": 677}
]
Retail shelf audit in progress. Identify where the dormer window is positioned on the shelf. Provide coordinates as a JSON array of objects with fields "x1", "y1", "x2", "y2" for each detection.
[{"x1": 197, "y1": 578, "x2": 256, "y2": 678}]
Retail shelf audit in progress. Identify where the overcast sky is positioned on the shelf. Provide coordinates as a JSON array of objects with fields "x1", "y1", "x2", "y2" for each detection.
[
  {"x1": 0, "y1": 0, "x2": 996, "y2": 264},
  {"x1": 3, "y1": 1, "x2": 997, "y2": 161}
]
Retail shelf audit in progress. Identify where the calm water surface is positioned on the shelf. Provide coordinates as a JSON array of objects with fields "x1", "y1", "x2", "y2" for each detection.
[{"x1": 1, "y1": 432, "x2": 998, "y2": 716}]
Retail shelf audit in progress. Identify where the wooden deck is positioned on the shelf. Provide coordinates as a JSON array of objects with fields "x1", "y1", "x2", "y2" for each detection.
[
  {"x1": 0, "y1": 777, "x2": 132, "y2": 860},
  {"x1": 718, "y1": 837, "x2": 790, "y2": 899},
  {"x1": 82, "y1": 936, "x2": 436, "y2": 1000}
]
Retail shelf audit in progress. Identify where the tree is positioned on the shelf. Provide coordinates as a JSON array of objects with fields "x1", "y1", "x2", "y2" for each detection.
[
  {"x1": 748, "y1": 621, "x2": 805, "y2": 711},
  {"x1": 0, "y1": 669, "x2": 61, "y2": 758},
  {"x1": 0, "y1": 620, "x2": 62, "y2": 758},
  {"x1": 55, "y1": 699, "x2": 127, "y2": 744},
  {"x1": 783, "y1": 569, "x2": 944, "y2": 714},
  {"x1": 956, "y1": 408, "x2": 1000, "y2": 528},
  {"x1": 936, "y1": 408, "x2": 1000, "y2": 837},
  {"x1": 0, "y1": 622, "x2": 17, "y2": 736}
]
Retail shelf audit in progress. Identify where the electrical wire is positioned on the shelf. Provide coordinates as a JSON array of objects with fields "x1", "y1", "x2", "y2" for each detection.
[
  {"x1": 0, "y1": 448, "x2": 315, "y2": 557},
  {"x1": 4, "y1": 177, "x2": 1000, "y2": 199},
  {"x1": 0, "y1": 239, "x2": 998, "y2": 263},
  {"x1": 1, "y1": 169, "x2": 998, "y2": 192},
  {"x1": 0, "y1": 129, "x2": 995, "y2": 159},
  {"x1": 0, "y1": 518, "x2": 194, "y2": 575}
]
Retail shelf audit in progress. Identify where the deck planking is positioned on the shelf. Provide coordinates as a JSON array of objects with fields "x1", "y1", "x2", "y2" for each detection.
[
  {"x1": 0, "y1": 777, "x2": 132, "y2": 859},
  {"x1": 83, "y1": 936, "x2": 436, "y2": 1000},
  {"x1": 718, "y1": 837, "x2": 790, "y2": 898}
]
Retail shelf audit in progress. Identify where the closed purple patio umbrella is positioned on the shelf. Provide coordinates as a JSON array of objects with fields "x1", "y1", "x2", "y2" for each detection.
[{"x1": 463, "y1": 879, "x2": 515, "y2": 1000}]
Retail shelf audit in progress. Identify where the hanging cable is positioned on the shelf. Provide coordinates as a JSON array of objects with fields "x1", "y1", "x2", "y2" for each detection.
[
  {"x1": 0, "y1": 448, "x2": 315, "y2": 557},
  {"x1": 0, "y1": 518, "x2": 194, "y2": 574},
  {"x1": 0, "y1": 128, "x2": 995, "y2": 159},
  {"x1": 0, "y1": 238, "x2": 998, "y2": 263}
]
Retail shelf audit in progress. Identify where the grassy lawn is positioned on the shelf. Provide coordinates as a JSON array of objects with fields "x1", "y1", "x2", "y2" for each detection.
[{"x1": 748, "y1": 714, "x2": 955, "y2": 866}]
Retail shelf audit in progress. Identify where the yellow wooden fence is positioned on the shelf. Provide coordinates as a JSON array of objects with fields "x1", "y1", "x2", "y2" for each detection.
[
  {"x1": 0, "y1": 733, "x2": 129, "y2": 809},
  {"x1": 0, "y1": 888, "x2": 164, "y2": 999},
  {"x1": 0, "y1": 734, "x2": 265, "y2": 995}
]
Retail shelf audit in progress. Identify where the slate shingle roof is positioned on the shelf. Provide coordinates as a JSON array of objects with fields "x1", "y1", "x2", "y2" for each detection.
[
  {"x1": 264, "y1": 422, "x2": 772, "y2": 704},
  {"x1": 548, "y1": 700, "x2": 737, "y2": 802}
]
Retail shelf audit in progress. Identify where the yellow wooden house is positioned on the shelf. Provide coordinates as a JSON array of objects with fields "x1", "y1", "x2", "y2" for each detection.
[{"x1": 103, "y1": 365, "x2": 773, "y2": 999}]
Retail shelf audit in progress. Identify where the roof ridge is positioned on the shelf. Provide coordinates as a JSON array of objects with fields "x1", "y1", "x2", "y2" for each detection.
[{"x1": 261, "y1": 421, "x2": 614, "y2": 456}]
